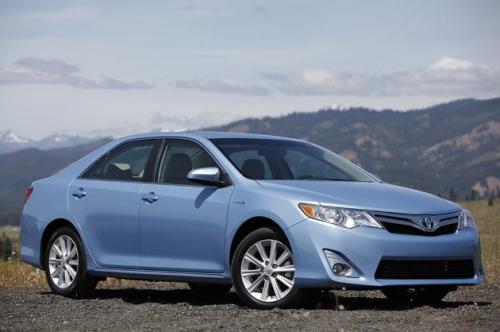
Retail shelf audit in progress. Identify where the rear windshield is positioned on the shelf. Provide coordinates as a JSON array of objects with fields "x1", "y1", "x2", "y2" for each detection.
[{"x1": 210, "y1": 138, "x2": 373, "y2": 182}]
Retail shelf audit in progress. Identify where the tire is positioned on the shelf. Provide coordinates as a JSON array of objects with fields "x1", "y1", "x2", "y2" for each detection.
[
  {"x1": 44, "y1": 226, "x2": 98, "y2": 298},
  {"x1": 188, "y1": 283, "x2": 232, "y2": 298},
  {"x1": 382, "y1": 286, "x2": 450, "y2": 305},
  {"x1": 231, "y1": 227, "x2": 304, "y2": 309}
]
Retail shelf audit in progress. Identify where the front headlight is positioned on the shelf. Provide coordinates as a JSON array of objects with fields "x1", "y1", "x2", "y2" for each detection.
[
  {"x1": 458, "y1": 209, "x2": 476, "y2": 229},
  {"x1": 298, "y1": 203, "x2": 382, "y2": 229}
]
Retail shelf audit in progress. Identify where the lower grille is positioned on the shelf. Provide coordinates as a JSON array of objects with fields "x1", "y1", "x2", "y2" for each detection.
[{"x1": 375, "y1": 259, "x2": 474, "y2": 279}]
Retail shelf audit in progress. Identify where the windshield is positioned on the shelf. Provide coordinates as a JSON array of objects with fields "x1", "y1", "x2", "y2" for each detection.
[{"x1": 210, "y1": 138, "x2": 373, "y2": 182}]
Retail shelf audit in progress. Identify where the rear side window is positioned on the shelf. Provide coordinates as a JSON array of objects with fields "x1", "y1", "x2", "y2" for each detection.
[
  {"x1": 82, "y1": 140, "x2": 158, "y2": 182},
  {"x1": 157, "y1": 140, "x2": 217, "y2": 185}
]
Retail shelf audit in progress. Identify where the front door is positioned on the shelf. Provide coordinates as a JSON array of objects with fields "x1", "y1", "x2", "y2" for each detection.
[{"x1": 139, "y1": 139, "x2": 233, "y2": 272}]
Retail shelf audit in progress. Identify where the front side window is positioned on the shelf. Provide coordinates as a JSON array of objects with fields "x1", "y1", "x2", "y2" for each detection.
[
  {"x1": 211, "y1": 138, "x2": 373, "y2": 182},
  {"x1": 83, "y1": 140, "x2": 158, "y2": 182},
  {"x1": 157, "y1": 140, "x2": 217, "y2": 185}
]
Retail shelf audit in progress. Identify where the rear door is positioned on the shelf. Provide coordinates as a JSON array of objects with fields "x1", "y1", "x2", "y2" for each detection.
[
  {"x1": 139, "y1": 139, "x2": 233, "y2": 272},
  {"x1": 68, "y1": 139, "x2": 160, "y2": 269}
]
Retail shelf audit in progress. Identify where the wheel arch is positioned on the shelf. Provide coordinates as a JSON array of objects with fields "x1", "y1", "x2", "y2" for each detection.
[
  {"x1": 229, "y1": 216, "x2": 290, "y2": 266},
  {"x1": 40, "y1": 218, "x2": 80, "y2": 269}
]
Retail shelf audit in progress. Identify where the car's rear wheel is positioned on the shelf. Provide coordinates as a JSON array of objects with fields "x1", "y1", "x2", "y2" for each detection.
[
  {"x1": 382, "y1": 286, "x2": 450, "y2": 304},
  {"x1": 188, "y1": 283, "x2": 232, "y2": 298},
  {"x1": 44, "y1": 226, "x2": 98, "y2": 298},
  {"x1": 231, "y1": 227, "x2": 304, "y2": 309}
]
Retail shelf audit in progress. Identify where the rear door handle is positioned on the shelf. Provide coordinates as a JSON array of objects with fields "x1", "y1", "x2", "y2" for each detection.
[
  {"x1": 72, "y1": 187, "x2": 87, "y2": 199},
  {"x1": 142, "y1": 192, "x2": 159, "y2": 204}
]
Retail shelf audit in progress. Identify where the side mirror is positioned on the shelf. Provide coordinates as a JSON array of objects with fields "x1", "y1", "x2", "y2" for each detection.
[{"x1": 187, "y1": 167, "x2": 223, "y2": 186}]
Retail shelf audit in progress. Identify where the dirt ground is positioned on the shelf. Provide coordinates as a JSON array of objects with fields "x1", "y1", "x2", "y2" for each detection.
[{"x1": 1, "y1": 282, "x2": 498, "y2": 331}]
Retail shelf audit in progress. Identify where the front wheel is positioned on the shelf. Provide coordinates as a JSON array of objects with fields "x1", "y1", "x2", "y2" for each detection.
[
  {"x1": 382, "y1": 286, "x2": 450, "y2": 305},
  {"x1": 44, "y1": 227, "x2": 98, "y2": 298},
  {"x1": 231, "y1": 227, "x2": 304, "y2": 309}
]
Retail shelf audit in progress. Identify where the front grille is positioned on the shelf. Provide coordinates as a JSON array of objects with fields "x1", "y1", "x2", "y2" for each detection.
[
  {"x1": 375, "y1": 259, "x2": 474, "y2": 279},
  {"x1": 373, "y1": 212, "x2": 459, "y2": 236},
  {"x1": 381, "y1": 221, "x2": 458, "y2": 236}
]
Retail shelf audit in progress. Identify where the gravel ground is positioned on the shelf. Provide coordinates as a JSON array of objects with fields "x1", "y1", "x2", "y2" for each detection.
[{"x1": 1, "y1": 282, "x2": 498, "y2": 331}]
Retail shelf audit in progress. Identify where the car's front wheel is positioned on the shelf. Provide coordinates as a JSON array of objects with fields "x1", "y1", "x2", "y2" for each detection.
[
  {"x1": 231, "y1": 227, "x2": 304, "y2": 309},
  {"x1": 44, "y1": 226, "x2": 98, "y2": 298},
  {"x1": 382, "y1": 286, "x2": 450, "y2": 305}
]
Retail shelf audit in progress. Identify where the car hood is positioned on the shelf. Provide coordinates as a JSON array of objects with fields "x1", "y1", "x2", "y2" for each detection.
[{"x1": 256, "y1": 180, "x2": 461, "y2": 215}]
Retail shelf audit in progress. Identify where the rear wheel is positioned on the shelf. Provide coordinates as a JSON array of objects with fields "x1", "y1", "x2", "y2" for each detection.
[
  {"x1": 44, "y1": 227, "x2": 98, "y2": 298},
  {"x1": 231, "y1": 227, "x2": 304, "y2": 309},
  {"x1": 382, "y1": 286, "x2": 450, "y2": 305}
]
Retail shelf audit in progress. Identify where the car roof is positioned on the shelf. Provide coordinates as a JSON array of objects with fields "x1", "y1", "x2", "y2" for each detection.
[{"x1": 117, "y1": 131, "x2": 299, "y2": 142}]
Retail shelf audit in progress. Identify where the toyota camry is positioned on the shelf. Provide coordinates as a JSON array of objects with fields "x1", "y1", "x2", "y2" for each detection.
[{"x1": 20, "y1": 132, "x2": 484, "y2": 309}]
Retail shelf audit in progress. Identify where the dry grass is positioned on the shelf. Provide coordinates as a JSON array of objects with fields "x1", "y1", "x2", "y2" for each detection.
[
  {"x1": 1, "y1": 199, "x2": 499, "y2": 288},
  {"x1": 0, "y1": 260, "x2": 185, "y2": 289},
  {"x1": 461, "y1": 199, "x2": 500, "y2": 281}
]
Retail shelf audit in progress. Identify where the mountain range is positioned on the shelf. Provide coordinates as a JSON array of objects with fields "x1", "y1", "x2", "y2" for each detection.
[
  {"x1": 0, "y1": 97, "x2": 499, "y2": 224},
  {"x1": 0, "y1": 130, "x2": 101, "y2": 154},
  {"x1": 207, "y1": 97, "x2": 500, "y2": 199}
]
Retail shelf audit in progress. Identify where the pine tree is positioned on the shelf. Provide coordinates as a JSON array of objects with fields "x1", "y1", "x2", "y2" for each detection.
[
  {"x1": 3, "y1": 236, "x2": 12, "y2": 260},
  {"x1": 449, "y1": 188, "x2": 457, "y2": 202},
  {"x1": 0, "y1": 233, "x2": 5, "y2": 260}
]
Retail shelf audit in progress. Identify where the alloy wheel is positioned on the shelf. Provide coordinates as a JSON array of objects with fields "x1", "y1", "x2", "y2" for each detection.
[
  {"x1": 240, "y1": 239, "x2": 295, "y2": 303},
  {"x1": 48, "y1": 235, "x2": 79, "y2": 289}
]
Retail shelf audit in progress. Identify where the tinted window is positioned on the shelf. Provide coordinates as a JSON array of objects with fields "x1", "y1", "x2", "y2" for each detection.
[
  {"x1": 211, "y1": 138, "x2": 373, "y2": 182},
  {"x1": 157, "y1": 140, "x2": 217, "y2": 185},
  {"x1": 224, "y1": 149, "x2": 273, "y2": 179},
  {"x1": 83, "y1": 140, "x2": 157, "y2": 182}
]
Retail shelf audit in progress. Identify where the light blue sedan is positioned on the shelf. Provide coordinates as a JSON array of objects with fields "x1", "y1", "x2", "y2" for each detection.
[{"x1": 20, "y1": 132, "x2": 484, "y2": 309}]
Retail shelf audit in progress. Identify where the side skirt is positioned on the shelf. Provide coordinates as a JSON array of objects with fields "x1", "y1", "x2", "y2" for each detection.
[{"x1": 89, "y1": 267, "x2": 232, "y2": 284}]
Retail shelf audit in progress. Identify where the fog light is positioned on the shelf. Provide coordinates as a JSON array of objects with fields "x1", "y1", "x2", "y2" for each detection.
[
  {"x1": 324, "y1": 250, "x2": 360, "y2": 278},
  {"x1": 332, "y1": 263, "x2": 350, "y2": 276}
]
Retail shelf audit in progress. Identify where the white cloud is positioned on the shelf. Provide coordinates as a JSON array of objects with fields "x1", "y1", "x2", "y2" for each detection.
[
  {"x1": 172, "y1": 57, "x2": 498, "y2": 98},
  {"x1": 174, "y1": 79, "x2": 271, "y2": 96},
  {"x1": 270, "y1": 69, "x2": 370, "y2": 96},
  {"x1": 429, "y1": 57, "x2": 476, "y2": 71},
  {"x1": 264, "y1": 57, "x2": 500, "y2": 97},
  {"x1": 150, "y1": 110, "x2": 238, "y2": 131},
  {"x1": 0, "y1": 57, "x2": 154, "y2": 90}
]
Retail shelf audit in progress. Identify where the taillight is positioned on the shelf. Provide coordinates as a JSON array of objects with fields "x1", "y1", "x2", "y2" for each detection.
[{"x1": 24, "y1": 186, "x2": 34, "y2": 204}]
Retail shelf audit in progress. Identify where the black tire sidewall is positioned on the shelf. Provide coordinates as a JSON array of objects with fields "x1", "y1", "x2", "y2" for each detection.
[
  {"x1": 231, "y1": 227, "x2": 302, "y2": 309},
  {"x1": 44, "y1": 226, "x2": 90, "y2": 297}
]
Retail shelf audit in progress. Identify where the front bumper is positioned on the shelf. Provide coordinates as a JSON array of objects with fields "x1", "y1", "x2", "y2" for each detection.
[{"x1": 287, "y1": 218, "x2": 484, "y2": 288}]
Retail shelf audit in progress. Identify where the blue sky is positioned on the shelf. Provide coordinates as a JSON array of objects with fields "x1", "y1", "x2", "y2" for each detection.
[{"x1": 1, "y1": 0, "x2": 499, "y2": 138}]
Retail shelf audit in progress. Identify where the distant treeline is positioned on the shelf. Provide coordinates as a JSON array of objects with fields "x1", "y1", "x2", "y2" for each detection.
[
  {"x1": 0, "y1": 232, "x2": 13, "y2": 260},
  {"x1": 0, "y1": 209, "x2": 21, "y2": 226}
]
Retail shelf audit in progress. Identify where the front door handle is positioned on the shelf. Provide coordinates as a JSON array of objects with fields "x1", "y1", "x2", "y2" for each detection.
[
  {"x1": 72, "y1": 187, "x2": 87, "y2": 199},
  {"x1": 142, "y1": 192, "x2": 159, "y2": 204}
]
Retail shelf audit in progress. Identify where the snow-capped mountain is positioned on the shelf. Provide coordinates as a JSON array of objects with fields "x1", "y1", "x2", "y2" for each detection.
[
  {"x1": 0, "y1": 130, "x2": 100, "y2": 154},
  {"x1": 36, "y1": 133, "x2": 97, "y2": 150},
  {"x1": 0, "y1": 130, "x2": 32, "y2": 153},
  {"x1": 0, "y1": 130, "x2": 32, "y2": 145}
]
